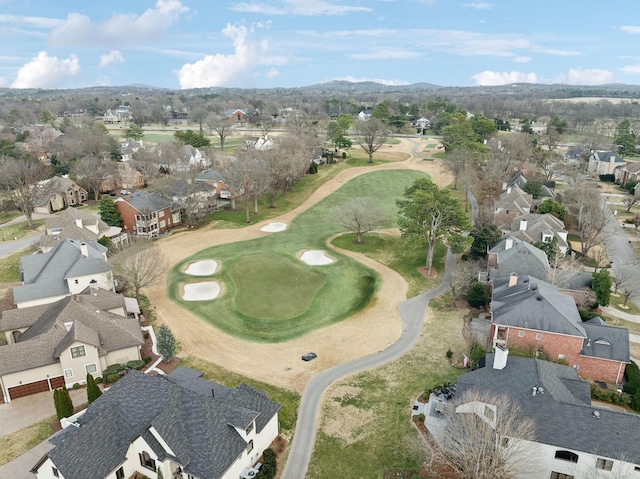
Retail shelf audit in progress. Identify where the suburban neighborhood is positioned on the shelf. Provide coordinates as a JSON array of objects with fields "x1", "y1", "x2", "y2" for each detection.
[{"x1": 2, "y1": 78, "x2": 640, "y2": 479}]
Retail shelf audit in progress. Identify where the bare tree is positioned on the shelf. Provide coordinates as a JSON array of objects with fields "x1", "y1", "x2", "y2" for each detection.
[
  {"x1": 353, "y1": 118, "x2": 387, "y2": 163},
  {"x1": 613, "y1": 267, "x2": 640, "y2": 308},
  {"x1": 438, "y1": 390, "x2": 537, "y2": 479},
  {"x1": 446, "y1": 260, "x2": 481, "y2": 307},
  {"x1": 0, "y1": 156, "x2": 55, "y2": 226},
  {"x1": 623, "y1": 196, "x2": 638, "y2": 213},
  {"x1": 110, "y1": 238, "x2": 167, "y2": 300},
  {"x1": 72, "y1": 156, "x2": 115, "y2": 200},
  {"x1": 331, "y1": 197, "x2": 388, "y2": 244},
  {"x1": 207, "y1": 116, "x2": 233, "y2": 150},
  {"x1": 563, "y1": 185, "x2": 612, "y2": 257}
]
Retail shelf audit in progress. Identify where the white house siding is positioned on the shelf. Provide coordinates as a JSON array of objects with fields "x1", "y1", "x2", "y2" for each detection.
[
  {"x1": 515, "y1": 438, "x2": 638, "y2": 479},
  {"x1": 100, "y1": 345, "x2": 142, "y2": 372},
  {"x1": 0, "y1": 363, "x2": 62, "y2": 401},
  {"x1": 66, "y1": 271, "x2": 114, "y2": 296},
  {"x1": 16, "y1": 294, "x2": 68, "y2": 309},
  {"x1": 35, "y1": 457, "x2": 68, "y2": 479},
  {"x1": 58, "y1": 342, "x2": 101, "y2": 387}
]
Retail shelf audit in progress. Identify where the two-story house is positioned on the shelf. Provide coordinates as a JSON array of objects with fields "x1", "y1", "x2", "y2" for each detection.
[
  {"x1": 587, "y1": 151, "x2": 626, "y2": 177},
  {"x1": 115, "y1": 192, "x2": 181, "y2": 237},
  {"x1": 32, "y1": 368, "x2": 281, "y2": 479},
  {"x1": 490, "y1": 274, "x2": 629, "y2": 384},
  {"x1": 505, "y1": 213, "x2": 569, "y2": 254},
  {"x1": 34, "y1": 177, "x2": 88, "y2": 214},
  {"x1": 0, "y1": 287, "x2": 142, "y2": 402}
]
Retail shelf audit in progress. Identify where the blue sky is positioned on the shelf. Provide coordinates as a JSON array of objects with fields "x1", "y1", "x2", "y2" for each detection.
[{"x1": 1, "y1": 0, "x2": 640, "y2": 90}]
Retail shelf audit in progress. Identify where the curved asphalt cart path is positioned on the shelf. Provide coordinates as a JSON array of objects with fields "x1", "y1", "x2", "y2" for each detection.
[{"x1": 281, "y1": 248, "x2": 456, "y2": 479}]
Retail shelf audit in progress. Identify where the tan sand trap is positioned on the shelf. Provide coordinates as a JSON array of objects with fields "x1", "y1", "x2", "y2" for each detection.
[
  {"x1": 183, "y1": 282, "x2": 221, "y2": 301},
  {"x1": 185, "y1": 260, "x2": 218, "y2": 276},
  {"x1": 300, "y1": 250, "x2": 334, "y2": 266},
  {"x1": 260, "y1": 222, "x2": 287, "y2": 232}
]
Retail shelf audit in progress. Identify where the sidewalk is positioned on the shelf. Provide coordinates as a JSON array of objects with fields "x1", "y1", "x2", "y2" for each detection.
[
  {"x1": 602, "y1": 305, "x2": 640, "y2": 324},
  {"x1": 0, "y1": 439, "x2": 51, "y2": 479}
]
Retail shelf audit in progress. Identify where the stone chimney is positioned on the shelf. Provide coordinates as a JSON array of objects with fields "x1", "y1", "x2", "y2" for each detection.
[
  {"x1": 508, "y1": 272, "x2": 518, "y2": 287},
  {"x1": 493, "y1": 346, "x2": 509, "y2": 370},
  {"x1": 519, "y1": 219, "x2": 527, "y2": 231},
  {"x1": 505, "y1": 237, "x2": 513, "y2": 250},
  {"x1": 80, "y1": 242, "x2": 89, "y2": 257}
]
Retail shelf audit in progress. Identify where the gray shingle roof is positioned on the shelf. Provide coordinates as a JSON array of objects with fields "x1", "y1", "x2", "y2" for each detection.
[
  {"x1": 488, "y1": 236, "x2": 550, "y2": 281},
  {"x1": 45, "y1": 207, "x2": 110, "y2": 235},
  {"x1": 0, "y1": 295, "x2": 143, "y2": 375},
  {"x1": 457, "y1": 354, "x2": 640, "y2": 464},
  {"x1": 581, "y1": 318, "x2": 630, "y2": 362},
  {"x1": 40, "y1": 370, "x2": 281, "y2": 479},
  {"x1": 508, "y1": 213, "x2": 568, "y2": 250},
  {"x1": 14, "y1": 239, "x2": 110, "y2": 304},
  {"x1": 491, "y1": 275, "x2": 586, "y2": 337},
  {"x1": 494, "y1": 186, "x2": 533, "y2": 215},
  {"x1": 117, "y1": 191, "x2": 172, "y2": 213}
]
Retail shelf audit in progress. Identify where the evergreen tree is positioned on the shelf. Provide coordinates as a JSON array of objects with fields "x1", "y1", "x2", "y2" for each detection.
[
  {"x1": 466, "y1": 282, "x2": 489, "y2": 308},
  {"x1": 53, "y1": 389, "x2": 64, "y2": 420},
  {"x1": 614, "y1": 119, "x2": 637, "y2": 157},
  {"x1": 632, "y1": 389, "x2": 640, "y2": 412},
  {"x1": 468, "y1": 225, "x2": 501, "y2": 260},
  {"x1": 591, "y1": 269, "x2": 612, "y2": 307},
  {"x1": 55, "y1": 387, "x2": 74, "y2": 419},
  {"x1": 99, "y1": 195, "x2": 123, "y2": 227},
  {"x1": 157, "y1": 324, "x2": 177, "y2": 362},
  {"x1": 86, "y1": 373, "x2": 102, "y2": 404}
]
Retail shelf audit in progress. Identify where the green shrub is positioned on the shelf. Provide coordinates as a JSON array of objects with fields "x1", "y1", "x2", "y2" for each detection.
[
  {"x1": 417, "y1": 413, "x2": 425, "y2": 422},
  {"x1": 466, "y1": 282, "x2": 489, "y2": 308},
  {"x1": 469, "y1": 344, "x2": 485, "y2": 366},
  {"x1": 126, "y1": 359, "x2": 146, "y2": 370},
  {"x1": 106, "y1": 373, "x2": 120, "y2": 384},
  {"x1": 143, "y1": 356, "x2": 153, "y2": 364},
  {"x1": 342, "y1": 152, "x2": 347, "y2": 159},
  {"x1": 86, "y1": 373, "x2": 102, "y2": 404},
  {"x1": 446, "y1": 348, "x2": 453, "y2": 359},
  {"x1": 256, "y1": 448, "x2": 277, "y2": 479},
  {"x1": 599, "y1": 174, "x2": 615, "y2": 183},
  {"x1": 579, "y1": 310, "x2": 599, "y2": 321},
  {"x1": 72, "y1": 383, "x2": 81, "y2": 390},
  {"x1": 95, "y1": 376, "x2": 103, "y2": 383},
  {"x1": 624, "y1": 361, "x2": 640, "y2": 395}
]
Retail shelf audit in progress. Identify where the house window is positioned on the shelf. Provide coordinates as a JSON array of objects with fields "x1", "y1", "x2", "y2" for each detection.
[
  {"x1": 536, "y1": 332, "x2": 543, "y2": 340},
  {"x1": 70, "y1": 345, "x2": 86, "y2": 358},
  {"x1": 159, "y1": 210, "x2": 165, "y2": 217},
  {"x1": 518, "y1": 330, "x2": 524, "y2": 337},
  {"x1": 550, "y1": 473, "x2": 574, "y2": 479},
  {"x1": 246, "y1": 422, "x2": 254, "y2": 435},
  {"x1": 116, "y1": 467, "x2": 125, "y2": 479},
  {"x1": 555, "y1": 450, "x2": 579, "y2": 463},
  {"x1": 596, "y1": 458, "x2": 613, "y2": 471},
  {"x1": 52, "y1": 466, "x2": 59, "y2": 477},
  {"x1": 558, "y1": 354, "x2": 566, "y2": 361},
  {"x1": 64, "y1": 369, "x2": 73, "y2": 378},
  {"x1": 85, "y1": 363, "x2": 97, "y2": 374},
  {"x1": 74, "y1": 279, "x2": 79, "y2": 284},
  {"x1": 483, "y1": 405, "x2": 495, "y2": 421},
  {"x1": 139, "y1": 451, "x2": 156, "y2": 471},
  {"x1": 246, "y1": 440, "x2": 254, "y2": 453}
]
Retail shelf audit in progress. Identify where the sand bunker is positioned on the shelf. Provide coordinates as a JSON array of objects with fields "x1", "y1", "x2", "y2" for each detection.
[
  {"x1": 183, "y1": 282, "x2": 221, "y2": 301},
  {"x1": 300, "y1": 250, "x2": 335, "y2": 266},
  {"x1": 185, "y1": 260, "x2": 218, "y2": 276},
  {"x1": 260, "y1": 222, "x2": 287, "y2": 232}
]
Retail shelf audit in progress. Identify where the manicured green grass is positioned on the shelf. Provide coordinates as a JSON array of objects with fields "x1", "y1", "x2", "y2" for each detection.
[
  {"x1": 230, "y1": 253, "x2": 324, "y2": 319},
  {"x1": 431, "y1": 152, "x2": 447, "y2": 159},
  {"x1": 168, "y1": 169, "x2": 429, "y2": 342},
  {"x1": 180, "y1": 356, "x2": 300, "y2": 434},
  {"x1": 0, "y1": 248, "x2": 30, "y2": 283},
  {"x1": 0, "y1": 416, "x2": 56, "y2": 466},
  {"x1": 0, "y1": 210, "x2": 23, "y2": 225},
  {"x1": 331, "y1": 233, "x2": 446, "y2": 298},
  {"x1": 344, "y1": 156, "x2": 389, "y2": 167},
  {"x1": 385, "y1": 138, "x2": 401, "y2": 145},
  {"x1": 307, "y1": 309, "x2": 467, "y2": 479},
  {"x1": 609, "y1": 295, "x2": 640, "y2": 315}
]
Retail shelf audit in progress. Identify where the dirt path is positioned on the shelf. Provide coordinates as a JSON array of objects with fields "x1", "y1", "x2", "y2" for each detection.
[{"x1": 146, "y1": 138, "x2": 453, "y2": 393}]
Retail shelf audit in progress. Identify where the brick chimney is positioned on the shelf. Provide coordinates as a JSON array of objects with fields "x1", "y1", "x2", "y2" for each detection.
[
  {"x1": 508, "y1": 272, "x2": 518, "y2": 287},
  {"x1": 80, "y1": 242, "x2": 89, "y2": 257}
]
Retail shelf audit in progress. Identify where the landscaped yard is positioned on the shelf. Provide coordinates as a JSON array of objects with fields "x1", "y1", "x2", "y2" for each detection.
[
  {"x1": 168, "y1": 169, "x2": 428, "y2": 342},
  {"x1": 0, "y1": 219, "x2": 44, "y2": 242},
  {"x1": 307, "y1": 307, "x2": 467, "y2": 479},
  {"x1": 0, "y1": 248, "x2": 30, "y2": 283}
]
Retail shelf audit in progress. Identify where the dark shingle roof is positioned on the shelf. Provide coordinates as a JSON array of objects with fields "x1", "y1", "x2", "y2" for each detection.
[
  {"x1": 457, "y1": 354, "x2": 640, "y2": 464},
  {"x1": 491, "y1": 275, "x2": 585, "y2": 337},
  {"x1": 118, "y1": 191, "x2": 172, "y2": 213},
  {"x1": 488, "y1": 236, "x2": 550, "y2": 280},
  {"x1": 581, "y1": 318, "x2": 630, "y2": 362},
  {"x1": 41, "y1": 371, "x2": 281, "y2": 479}
]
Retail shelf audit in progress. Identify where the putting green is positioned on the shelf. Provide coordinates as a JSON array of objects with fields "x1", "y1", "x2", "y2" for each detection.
[
  {"x1": 230, "y1": 253, "x2": 324, "y2": 319},
  {"x1": 168, "y1": 169, "x2": 429, "y2": 342}
]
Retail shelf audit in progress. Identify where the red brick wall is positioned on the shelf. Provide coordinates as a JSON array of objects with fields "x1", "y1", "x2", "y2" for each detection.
[
  {"x1": 504, "y1": 327, "x2": 625, "y2": 383},
  {"x1": 115, "y1": 200, "x2": 138, "y2": 234}
]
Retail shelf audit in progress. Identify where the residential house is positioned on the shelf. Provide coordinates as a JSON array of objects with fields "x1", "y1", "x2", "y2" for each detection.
[
  {"x1": 32, "y1": 368, "x2": 281, "y2": 479},
  {"x1": 103, "y1": 105, "x2": 132, "y2": 124},
  {"x1": 13, "y1": 238, "x2": 114, "y2": 309},
  {"x1": 40, "y1": 208, "x2": 126, "y2": 253},
  {"x1": 563, "y1": 147, "x2": 585, "y2": 167},
  {"x1": 493, "y1": 185, "x2": 533, "y2": 223},
  {"x1": 434, "y1": 352, "x2": 640, "y2": 479},
  {"x1": 175, "y1": 145, "x2": 210, "y2": 172},
  {"x1": 617, "y1": 161, "x2": 640, "y2": 187},
  {"x1": 487, "y1": 235, "x2": 550, "y2": 281},
  {"x1": 196, "y1": 169, "x2": 232, "y2": 200},
  {"x1": 357, "y1": 109, "x2": 373, "y2": 121},
  {"x1": 587, "y1": 151, "x2": 626, "y2": 177},
  {"x1": 244, "y1": 135, "x2": 274, "y2": 151},
  {"x1": 169, "y1": 178, "x2": 223, "y2": 219},
  {"x1": 506, "y1": 213, "x2": 569, "y2": 254},
  {"x1": 115, "y1": 191, "x2": 181, "y2": 237},
  {"x1": 226, "y1": 108, "x2": 258, "y2": 123},
  {"x1": 0, "y1": 288, "x2": 142, "y2": 402},
  {"x1": 34, "y1": 177, "x2": 88, "y2": 214},
  {"x1": 490, "y1": 274, "x2": 629, "y2": 384},
  {"x1": 414, "y1": 117, "x2": 430, "y2": 129},
  {"x1": 119, "y1": 140, "x2": 143, "y2": 162}
]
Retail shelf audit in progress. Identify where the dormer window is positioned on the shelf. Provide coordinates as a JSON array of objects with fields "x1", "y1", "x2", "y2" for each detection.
[{"x1": 246, "y1": 421, "x2": 254, "y2": 435}]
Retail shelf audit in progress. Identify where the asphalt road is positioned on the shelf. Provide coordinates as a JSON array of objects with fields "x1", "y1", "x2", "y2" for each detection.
[{"x1": 281, "y1": 249, "x2": 456, "y2": 479}]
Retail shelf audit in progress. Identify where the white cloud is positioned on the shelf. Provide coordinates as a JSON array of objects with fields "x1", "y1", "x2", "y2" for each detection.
[
  {"x1": 332, "y1": 76, "x2": 410, "y2": 86},
  {"x1": 620, "y1": 64, "x2": 640, "y2": 74},
  {"x1": 175, "y1": 23, "x2": 287, "y2": 88},
  {"x1": 620, "y1": 25, "x2": 640, "y2": 34},
  {"x1": 513, "y1": 56, "x2": 531, "y2": 63},
  {"x1": 266, "y1": 68, "x2": 280, "y2": 78},
  {"x1": 0, "y1": 76, "x2": 5, "y2": 87},
  {"x1": 49, "y1": 0, "x2": 188, "y2": 46},
  {"x1": 555, "y1": 68, "x2": 615, "y2": 85},
  {"x1": 0, "y1": 14, "x2": 62, "y2": 29},
  {"x1": 100, "y1": 50, "x2": 124, "y2": 67},
  {"x1": 350, "y1": 48, "x2": 421, "y2": 60},
  {"x1": 472, "y1": 71, "x2": 537, "y2": 86},
  {"x1": 11, "y1": 51, "x2": 80, "y2": 88},
  {"x1": 463, "y1": 2, "x2": 494, "y2": 9},
  {"x1": 230, "y1": 0, "x2": 371, "y2": 15}
]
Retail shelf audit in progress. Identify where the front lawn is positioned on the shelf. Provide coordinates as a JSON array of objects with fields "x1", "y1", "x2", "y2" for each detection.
[
  {"x1": 0, "y1": 417, "x2": 56, "y2": 466},
  {"x1": 0, "y1": 248, "x2": 30, "y2": 283}
]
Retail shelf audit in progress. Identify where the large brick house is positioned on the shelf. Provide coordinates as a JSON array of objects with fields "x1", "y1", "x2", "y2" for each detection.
[
  {"x1": 490, "y1": 274, "x2": 629, "y2": 384},
  {"x1": 115, "y1": 192, "x2": 181, "y2": 237}
]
